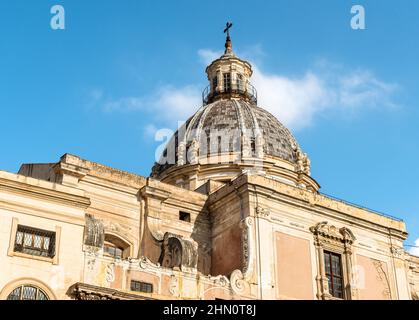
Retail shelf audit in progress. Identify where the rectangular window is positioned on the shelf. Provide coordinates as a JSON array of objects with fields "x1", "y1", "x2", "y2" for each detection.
[
  {"x1": 223, "y1": 73, "x2": 231, "y2": 92},
  {"x1": 130, "y1": 280, "x2": 153, "y2": 293},
  {"x1": 324, "y1": 251, "x2": 344, "y2": 299},
  {"x1": 236, "y1": 74, "x2": 243, "y2": 90},
  {"x1": 14, "y1": 225, "x2": 56, "y2": 258}
]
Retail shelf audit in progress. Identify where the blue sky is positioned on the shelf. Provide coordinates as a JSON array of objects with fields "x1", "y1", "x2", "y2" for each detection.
[{"x1": 0, "y1": 1, "x2": 418, "y2": 248}]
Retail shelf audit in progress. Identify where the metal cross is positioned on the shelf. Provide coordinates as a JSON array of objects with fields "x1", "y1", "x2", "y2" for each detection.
[{"x1": 224, "y1": 22, "x2": 233, "y2": 38}]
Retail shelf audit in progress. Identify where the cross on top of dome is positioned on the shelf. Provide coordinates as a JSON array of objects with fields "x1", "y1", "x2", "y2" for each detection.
[{"x1": 223, "y1": 22, "x2": 234, "y2": 55}]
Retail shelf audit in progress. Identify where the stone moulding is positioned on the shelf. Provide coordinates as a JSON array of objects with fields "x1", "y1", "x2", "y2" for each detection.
[{"x1": 230, "y1": 216, "x2": 254, "y2": 295}]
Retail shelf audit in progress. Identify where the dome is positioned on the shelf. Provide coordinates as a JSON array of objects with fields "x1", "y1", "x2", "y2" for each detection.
[
  {"x1": 152, "y1": 99, "x2": 301, "y2": 174},
  {"x1": 150, "y1": 25, "x2": 319, "y2": 192}
]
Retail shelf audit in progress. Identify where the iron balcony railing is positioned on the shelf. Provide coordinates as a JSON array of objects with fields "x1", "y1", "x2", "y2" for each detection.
[{"x1": 202, "y1": 82, "x2": 258, "y2": 105}]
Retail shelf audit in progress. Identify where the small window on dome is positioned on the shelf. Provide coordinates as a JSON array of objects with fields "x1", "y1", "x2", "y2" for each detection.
[
  {"x1": 237, "y1": 74, "x2": 243, "y2": 90},
  {"x1": 223, "y1": 73, "x2": 231, "y2": 92}
]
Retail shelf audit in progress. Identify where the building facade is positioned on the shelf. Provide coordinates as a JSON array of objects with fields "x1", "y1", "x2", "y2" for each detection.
[{"x1": 0, "y1": 31, "x2": 418, "y2": 300}]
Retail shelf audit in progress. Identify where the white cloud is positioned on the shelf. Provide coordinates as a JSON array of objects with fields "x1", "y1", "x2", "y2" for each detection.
[
  {"x1": 250, "y1": 60, "x2": 399, "y2": 130},
  {"x1": 198, "y1": 49, "x2": 222, "y2": 65},
  {"x1": 93, "y1": 48, "x2": 400, "y2": 132},
  {"x1": 98, "y1": 85, "x2": 201, "y2": 126},
  {"x1": 409, "y1": 239, "x2": 419, "y2": 257}
]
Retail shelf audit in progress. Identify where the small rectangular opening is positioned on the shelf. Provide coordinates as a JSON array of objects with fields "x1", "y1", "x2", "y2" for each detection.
[
  {"x1": 179, "y1": 211, "x2": 191, "y2": 222},
  {"x1": 130, "y1": 280, "x2": 153, "y2": 293}
]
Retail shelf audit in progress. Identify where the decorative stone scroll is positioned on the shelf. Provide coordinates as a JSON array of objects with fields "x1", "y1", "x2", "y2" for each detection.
[
  {"x1": 159, "y1": 232, "x2": 198, "y2": 273},
  {"x1": 230, "y1": 217, "x2": 254, "y2": 295},
  {"x1": 310, "y1": 221, "x2": 357, "y2": 300}
]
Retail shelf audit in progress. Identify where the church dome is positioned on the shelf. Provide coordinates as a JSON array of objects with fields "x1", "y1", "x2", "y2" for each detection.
[{"x1": 151, "y1": 24, "x2": 319, "y2": 192}]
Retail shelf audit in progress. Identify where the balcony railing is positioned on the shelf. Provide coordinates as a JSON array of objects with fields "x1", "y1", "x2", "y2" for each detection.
[{"x1": 202, "y1": 82, "x2": 257, "y2": 105}]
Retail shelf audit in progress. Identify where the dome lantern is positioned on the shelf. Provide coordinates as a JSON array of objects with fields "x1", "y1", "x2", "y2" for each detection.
[{"x1": 202, "y1": 23, "x2": 257, "y2": 105}]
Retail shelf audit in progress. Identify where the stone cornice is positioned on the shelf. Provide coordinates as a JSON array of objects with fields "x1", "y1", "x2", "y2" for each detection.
[
  {"x1": 0, "y1": 172, "x2": 90, "y2": 209},
  {"x1": 68, "y1": 282, "x2": 155, "y2": 300},
  {"x1": 207, "y1": 173, "x2": 406, "y2": 239}
]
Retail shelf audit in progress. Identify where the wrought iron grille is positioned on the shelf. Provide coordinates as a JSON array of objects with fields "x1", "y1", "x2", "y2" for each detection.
[
  {"x1": 14, "y1": 225, "x2": 56, "y2": 258},
  {"x1": 130, "y1": 280, "x2": 153, "y2": 293},
  {"x1": 7, "y1": 285, "x2": 49, "y2": 300}
]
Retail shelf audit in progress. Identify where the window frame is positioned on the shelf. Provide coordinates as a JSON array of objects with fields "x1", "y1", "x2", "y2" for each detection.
[
  {"x1": 14, "y1": 225, "x2": 56, "y2": 258},
  {"x1": 7, "y1": 285, "x2": 50, "y2": 300},
  {"x1": 8, "y1": 218, "x2": 61, "y2": 265},
  {"x1": 323, "y1": 251, "x2": 345, "y2": 299},
  {"x1": 310, "y1": 222, "x2": 357, "y2": 300},
  {"x1": 223, "y1": 73, "x2": 231, "y2": 92}
]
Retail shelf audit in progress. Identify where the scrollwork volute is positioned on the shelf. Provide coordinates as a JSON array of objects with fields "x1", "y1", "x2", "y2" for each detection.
[
  {"x1": 159, "y1": 232, "x2": 198, "y2": 273},
  {"x1": 230, "y1": 217, "x2": 254, "y2": 295}
]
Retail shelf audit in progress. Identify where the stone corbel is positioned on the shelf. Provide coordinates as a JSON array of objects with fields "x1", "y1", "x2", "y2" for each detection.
[
  {"x1": 139, "y1": 185, "x2": 171, "y2": 241},
  {"x1": 230, "y1": 217, "x2": 255, "y2": 295}
]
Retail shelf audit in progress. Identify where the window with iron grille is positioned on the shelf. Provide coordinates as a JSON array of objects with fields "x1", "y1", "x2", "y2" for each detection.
[
  {"x1": 7, "y1": 285, "x2": 49, "y2": 300},
  {"x1": 324, "y1": 251, "x2": 344, "y2": 299},
  {"x1": 223, "y1": 73, "x2": 231, "y2": 92},
  {"x1": 14, "y1": 225, "x2": 56, "y2": 258},
  {"x1": 130, "y1": 280, "x2": 153, "y2": 293}
]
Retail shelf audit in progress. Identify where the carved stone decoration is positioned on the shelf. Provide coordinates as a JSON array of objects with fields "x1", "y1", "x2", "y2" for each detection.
[
  {"x1": 256, "y1": 206, "x2": 270, "y2": 219},
  {"x1": 295, "y1": 150, "x2": 311, "y2": 175},
  {"x1": 169, "y1": 274, "x2": 180, "y2": 297},
  {"x1": 87, "y1": 258, "x2": 96, "y2": 271},
  {"x1": 177, "y1": 141, "x2": 186, "y2": 166},
  {"x1": 372, "y1": 260, "x2": 391, "y2": 300},
  {"x1": 390, "y1": 246, "x2": 405, "y2": 259},
  {"x1": 159, "y1": 232, "x2": 198, "y2": 273},
  {"x1": 139, "y1": 256, "x2": 160, "y2": 270},
  {"x1": 84, "y1": 214, "x2": 104, "y2": 248},
  {"x1": 189, "y1": 139, "x2": 199, "y2": 165},
  {"x1": 105, "y1": 263, "x2": 115, "y2": 284},
  {"x1": 310, "y1": 221, "x2": 357, "y2": 300},
  {"x1": 230, "y1": 217, "x2": 254, "y2": 296},
  {"x1": 69, "y1": 282, "x2": 153, "y2": 300},
  {"x1": 207, "y1": 275, "x2": 229, "y2": 288}
]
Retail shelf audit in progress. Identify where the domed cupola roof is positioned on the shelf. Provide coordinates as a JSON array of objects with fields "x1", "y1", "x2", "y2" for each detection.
[{"x1": 151, "y1": 23, "x2": 319, "y2": 192}]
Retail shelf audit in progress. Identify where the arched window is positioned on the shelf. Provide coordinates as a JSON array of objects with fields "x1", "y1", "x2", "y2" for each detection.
[
  {"x1": 103, "y1": 233, "x2": 132, "y2": 259},
  {"x1": 7, "y1": 285, "x2": 49, "y2": 300}
]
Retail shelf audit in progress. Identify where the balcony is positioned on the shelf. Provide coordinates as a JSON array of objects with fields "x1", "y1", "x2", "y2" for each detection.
[{"x1": 202, "y1": 82, "x2": 257, "y2": 105}]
